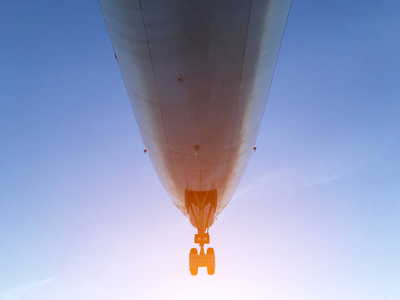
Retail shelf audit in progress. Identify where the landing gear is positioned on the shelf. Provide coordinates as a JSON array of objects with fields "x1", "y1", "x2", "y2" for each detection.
[
  {"x1": 185, "y1": 190, "x2": 217, "y2": 275},
  {"x1": 188, "y1": 232, "x2": 215, "y2": 276}
]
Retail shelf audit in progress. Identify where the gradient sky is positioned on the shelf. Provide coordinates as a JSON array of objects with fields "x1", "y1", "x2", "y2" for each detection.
[{"x1": 1, "y1": 1, "x2": 399, "y2": 299}]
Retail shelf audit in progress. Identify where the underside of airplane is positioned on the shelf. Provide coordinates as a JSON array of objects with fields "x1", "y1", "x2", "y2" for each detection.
[{"x1": 99, "y1": 0, "x2": 292, "y2": 275}]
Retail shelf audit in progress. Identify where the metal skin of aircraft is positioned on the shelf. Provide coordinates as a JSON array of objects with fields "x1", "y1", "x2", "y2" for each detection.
[{"x1": 99, "y1": 0, "x2": 291, "y2": 275}]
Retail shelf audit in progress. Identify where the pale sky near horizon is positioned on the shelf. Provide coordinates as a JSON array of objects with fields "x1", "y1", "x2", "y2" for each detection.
[{"x1": 1, "y1": 1, "x2": 399, "y2": 299}]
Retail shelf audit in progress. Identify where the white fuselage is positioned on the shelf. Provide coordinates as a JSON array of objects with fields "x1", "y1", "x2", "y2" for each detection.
[{"x1": 100, "y1": 0, "x2": 291, "y2": 219}]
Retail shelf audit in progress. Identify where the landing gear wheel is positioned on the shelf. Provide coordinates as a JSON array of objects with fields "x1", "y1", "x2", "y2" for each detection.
[
  {"x1": 206, "y1": 247, "x2": 215, "y2": 275},
  {"x1": 190, "y1": 268, "x2": 199, "y2": 276},
  {"x1": 189, "y1": 248, "x2": 198, "y2": 276}
]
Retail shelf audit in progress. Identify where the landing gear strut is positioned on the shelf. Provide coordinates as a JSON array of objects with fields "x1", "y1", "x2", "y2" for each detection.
[{"x1": 189, "y1": 231, "x2": 215, "y2": 275}]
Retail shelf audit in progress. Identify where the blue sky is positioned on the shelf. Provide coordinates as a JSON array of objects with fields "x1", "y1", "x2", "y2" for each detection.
[{"x1": 0, "y1": 1, "x2": 399, "y2": 299}]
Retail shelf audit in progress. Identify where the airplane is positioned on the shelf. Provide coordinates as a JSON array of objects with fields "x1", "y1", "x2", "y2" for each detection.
[{"x1": 99, "y1": 0, "x2": 292, "y2": 275}]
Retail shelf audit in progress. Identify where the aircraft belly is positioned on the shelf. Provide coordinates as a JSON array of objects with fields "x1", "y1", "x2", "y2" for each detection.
[{"x1": 100, "y1": 0, "x2": 292, "y2": 216}]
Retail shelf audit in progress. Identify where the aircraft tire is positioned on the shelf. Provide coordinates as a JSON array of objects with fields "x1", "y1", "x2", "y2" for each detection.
[
  {"x1": 207, "y1": 267, "x2": 215, "y2": 275},
  {"x1": 190, "y1": 268, "x2": 198, "y2": 276}
]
